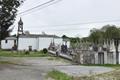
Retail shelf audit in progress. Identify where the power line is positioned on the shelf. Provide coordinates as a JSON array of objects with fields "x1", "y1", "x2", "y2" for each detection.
[
  {"x1": 16, "y1": 0, "x2": 120, "y2": 30},
  {"x1": 18, "y1": 0, "x2": 55, "y2": 14},
  {"x1": 18, "y1": 0, "x2": 62, "y2": 16},
  {"x1": 26, "y1": 19, "x2": 120, "y2": 27}
]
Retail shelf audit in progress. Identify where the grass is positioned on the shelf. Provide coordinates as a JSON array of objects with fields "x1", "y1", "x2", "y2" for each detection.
[
  {"x1": 74, "y1": 64, "x2": 120, "y2": 80},
  {"x1": 47, "y1": 70, "x2": 73, "y2": 80},
  {"x1": 0, "y1": 50, "x2": 49, "y2": 57},
  {"x1": 81, "y1": 64, "x2": 120, "y2": 68},
  {"x1": 45, "y1": 62, "x2": 120, "y2": 80},
  {"x1": 47, "y1": 69, "x2": 120, "y2": 80},
  {"x1": 47, "y1": 64, "x2": 120, "y2": 80},
  {"x1": 0, "y1": 61, "x2": 17, "y2": 65}
]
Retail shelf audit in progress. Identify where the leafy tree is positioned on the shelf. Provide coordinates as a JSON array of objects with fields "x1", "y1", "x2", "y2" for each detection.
[
  {"x1": 89, "y1": 25, "x2": 120, "y2": 64},
  {"x1": 89, "y1": 29, "x2": 104, "y2": 44},
  {"x1": 103, "y1": 25, "x2": 120, "y2": 64},
  {"x1": 0, "y1": 0, "x2": 24, "y2": 48},
  {"x1": 104, "y1": 25, "x2": 120, "y2": 39},
  {"x1": 62, "y1": 35, "x2": 68, "y2": 39}
]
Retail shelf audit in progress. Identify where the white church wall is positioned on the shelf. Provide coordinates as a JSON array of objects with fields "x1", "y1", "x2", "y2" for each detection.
[
  {"x1": 18, "y1": 38, "x2": 38, "y2": 51},
  {"x1": 54, "y1": 38, "x2": 63, "y2": 46},
  {"x1": 1, "y1": 40, "x2": 15, "y2": 49},
  {"x1": 38, "y1": 37, "x2": 63, "y2": 50},
  {"x1": 38, "y1": 37, "x2": 53, "y2": 50}
]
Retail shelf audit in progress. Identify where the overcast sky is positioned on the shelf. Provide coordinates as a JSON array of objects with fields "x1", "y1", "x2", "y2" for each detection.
[{"x1": 12, "y1": 0, "x2": 120, "y2": 37}]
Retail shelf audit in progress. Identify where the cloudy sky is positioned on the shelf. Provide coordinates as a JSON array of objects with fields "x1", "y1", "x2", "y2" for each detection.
[{"x1": 13, "y1": 0, "x2": 120, "y2": 37}]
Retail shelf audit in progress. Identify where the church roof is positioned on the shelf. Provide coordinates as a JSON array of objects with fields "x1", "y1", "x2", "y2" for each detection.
[
  {"x1": 4, "y1": 37, "x2": 17, "y2": 40},
  {"x1": 19, "y1": 34, "x2": 61, "y2": 38}
]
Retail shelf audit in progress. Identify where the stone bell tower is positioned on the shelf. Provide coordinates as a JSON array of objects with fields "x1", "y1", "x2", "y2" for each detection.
[{"x1": 18, "y1": 18, "x2": 23, "y2": 35}]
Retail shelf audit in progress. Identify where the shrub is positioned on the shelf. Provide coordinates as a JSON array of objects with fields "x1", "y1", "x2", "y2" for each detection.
[
  {"x1": 25, "y1": 51, "x2": 30, "y2": 55},
  {"x1": 42, "y1": 48, "x2": 48, "y2": 54}
]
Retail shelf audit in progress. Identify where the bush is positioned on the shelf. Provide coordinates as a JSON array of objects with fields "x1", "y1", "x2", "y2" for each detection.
[
  {"x1": 42, "y1": 48, "x2": 48, "y2": 54},
  {"x1": 25, "y1": 51, "x2": 30, "y2": 55}
]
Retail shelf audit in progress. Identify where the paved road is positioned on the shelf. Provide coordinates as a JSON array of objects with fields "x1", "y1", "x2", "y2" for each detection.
[
  {"x1": 0, "y1": 57, "x2": 70, "y2": 80},
  {"x1": 0, "y1": 57, "x2": 113, "y2": 80}
]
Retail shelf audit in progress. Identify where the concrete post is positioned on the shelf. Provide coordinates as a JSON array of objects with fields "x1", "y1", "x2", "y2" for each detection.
[
  {"x1": 104, "y1": 51, "x2": 108, "y2": 64},
  {"x1": 94, "y1": 52, "x2": 98, "y2": 64},
  {"x1": 113, "y1": 51, "x2": 116, "y2": 64}
]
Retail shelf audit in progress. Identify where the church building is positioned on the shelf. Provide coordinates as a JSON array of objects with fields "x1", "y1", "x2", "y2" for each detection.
[{"x1": 1, "y1": 18, "x2": 68, "y2": 51}]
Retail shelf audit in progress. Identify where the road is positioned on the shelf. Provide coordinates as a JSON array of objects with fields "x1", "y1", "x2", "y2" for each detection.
[{"x1": 0, "y1": 57, "x2": 113, "y2": 80}]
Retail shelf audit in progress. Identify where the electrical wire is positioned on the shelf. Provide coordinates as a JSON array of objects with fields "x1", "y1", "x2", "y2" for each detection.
[
  {"x1": 18, "y1": 0, "x2": 62, "y2": 16},
  {"x1": 21, "y1": 19, "x2": 120, "y2": 27}
]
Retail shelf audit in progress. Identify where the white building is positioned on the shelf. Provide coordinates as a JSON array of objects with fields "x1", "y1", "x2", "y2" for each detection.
[
  {"x1": 18, "y1": 34, "x2": 63, "y2": 51},
  {"x1": 1, "y1": 37, "x2": 17, "y2": 50},
  {"x1": 1, "y1": 34, "x2": 65, "y2": 51},
  {"x1": 1, "y1": 18, "x2": 70, "y2": 51}
]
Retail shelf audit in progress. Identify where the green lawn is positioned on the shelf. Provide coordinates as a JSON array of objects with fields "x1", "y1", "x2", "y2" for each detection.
[
  {"x1": 47, "y1": 70, "x2": 73, "y2": 80},
  {"x1": 0, "y1": 50, "x2": 49, "y2": 57}
]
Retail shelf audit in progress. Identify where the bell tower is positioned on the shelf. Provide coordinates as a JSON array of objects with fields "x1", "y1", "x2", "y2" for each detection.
[{"x1": 18, "y1": 18, "x2": 23, "y2": 35}]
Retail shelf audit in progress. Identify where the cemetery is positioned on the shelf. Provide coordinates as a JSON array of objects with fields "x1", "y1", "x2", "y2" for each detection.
[{"x1": 49, "y1": 38, "x2": 120, "y2": 64}]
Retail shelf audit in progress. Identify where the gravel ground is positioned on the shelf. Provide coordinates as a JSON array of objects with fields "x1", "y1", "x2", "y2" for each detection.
[
  {"x1": 0, "y1": 57, "x2": 113, "y2": 80},
  {"x1": 54, "y1": 66, "x2": 113, "y2": 77}
]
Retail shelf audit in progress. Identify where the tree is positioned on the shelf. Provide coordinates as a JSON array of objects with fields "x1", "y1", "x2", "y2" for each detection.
[
  {"x1": 89, "y1": 28, "x2": 104, "y2": 44},
  {"x1": 103, "y1": 25, "x2": 120, "y2": 64},
  {"x1": 0, "y1": 0, "x2": 24, "y2": 48},
  {"x1": 62, "y1": 35, "x2": 68, "y2": 39},
  {"x1": 104, "y1": 26, "x2": 120, "y2": 39},
  {"x1": 89, "y1": 25, "x2": 120, "y2": 64}
]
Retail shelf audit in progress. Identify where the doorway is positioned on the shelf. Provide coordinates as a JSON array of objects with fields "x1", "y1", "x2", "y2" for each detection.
[{"x1": 98, "y1": 52, "x2": 104, "y2": 64}]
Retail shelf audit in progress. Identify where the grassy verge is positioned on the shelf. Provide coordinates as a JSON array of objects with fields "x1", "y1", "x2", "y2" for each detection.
[
  {"x1": 0, "y1": 61, "x2": 16, "y2": 65},
  {"x1": 81, "y1": 64, "x2": 120, "y2": 68},
  {"x1": 47, "y1": 69, "x2": 120, "y2": 80},
  {"x1": 75, "y1": 64, "x2": 120, "y2": 80},
  {"x1": 0, "y1": 50, "x2": 49, "y2": 57},
  {"x1": 47, "y1": 64, "x2": 120, "y2": 80},
  {"x1": 47, "y1": 70, "x2": 73, "y2": 80}
]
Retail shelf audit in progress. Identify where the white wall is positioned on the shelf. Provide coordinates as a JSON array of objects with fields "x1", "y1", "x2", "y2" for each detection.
[
  {"x1": 38, "y1": 37, "x2": 63, "y2": 50},
  {"x1": 1, "y1": 40, "x2": 15, "y2": 49},
  {"x1": 18, "y1": 37, "x2": 63, "y2": 51},
  {"x1": 62, "y1": 41, "x2": 70, "y2": 48},
  {"x1": 119, "y1": 52, "x2": 120, "y2": 64},
  {"x1": 54, "y1": 38, "x2": 63, "y2": 46},
  {"x1": 38, "y1": 37, "x2": 53, "y2": 50},
  {"x1": 18, "y1": 38, "x2": 38, "y2": 51}
]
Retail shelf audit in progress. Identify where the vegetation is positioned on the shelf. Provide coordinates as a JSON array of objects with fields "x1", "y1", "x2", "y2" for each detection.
[
  {"x1": 47, "y1": 70, "x2": 73, "y2": 80},
  {"x1": 89, "y1": 25, "x2": 120, "y2": 44},
  {"x1": 89, "y1": 25, "x2": 120, "y2": 64},
  {"x1": 68, "y1": 25, "x2": 120, "y2": 64},
  {"x1": 0, "y1": 50, "x2": 49, "y2": 57},
  {"x1": 81, "y1": 64, "x2": 120, "y2": 68},
  {"x1": 47, "y1": 67, "x2": 120, "y2": 80},
  {"x1": 42, "y1": 48, "x2": 48, "y2": 54},
  {"x1": 0, "y1": 0, "x2": 24, "y2": 48},
  {"x1": 0, "y1": 61, "x2": 17, "y2": 65}
]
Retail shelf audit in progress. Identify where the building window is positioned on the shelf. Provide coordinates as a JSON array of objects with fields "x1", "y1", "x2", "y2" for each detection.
[{"x1": 5, "y1": 40, "x2": 8, "y2": 43}]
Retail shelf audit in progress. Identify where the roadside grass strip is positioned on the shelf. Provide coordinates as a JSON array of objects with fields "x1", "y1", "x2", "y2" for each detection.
[{"x1": 47, "y1": 70, "x2": 73, "y2": 80}]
